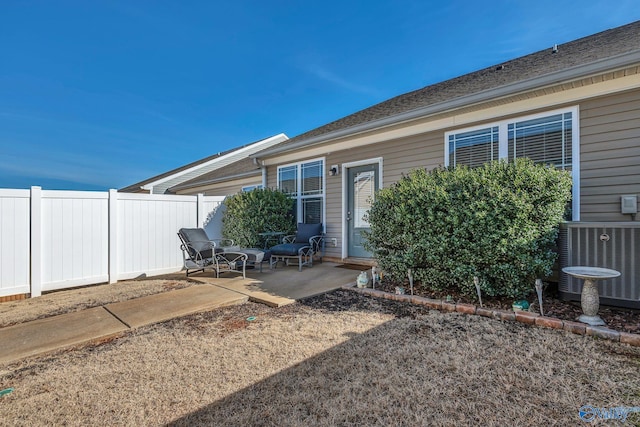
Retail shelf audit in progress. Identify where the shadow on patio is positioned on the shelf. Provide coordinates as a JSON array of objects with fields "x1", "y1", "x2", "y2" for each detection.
[{"x1": 192, "y1": 262, "x2": 360, "y2": 307}]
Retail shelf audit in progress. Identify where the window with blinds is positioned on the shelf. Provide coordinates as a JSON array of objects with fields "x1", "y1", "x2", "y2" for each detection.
[
  {"x1": 445, "y1": 108, "x2": 575, "y2": 171},
  {"x1": 508, "y1": 112, "x2": 572, "y2": 170},
  {"x1": 448, "y1": 126, "x2": 499, "y2": 167},
  {"x1": 277, "y1": 159, "x2": 324, "y2": 224},
  {"x1": 302, "y1": 198, "x2": 322, "y2": 224},
  {"x1": 444, "y1": 106, "x2": 579, "y2": 220}
]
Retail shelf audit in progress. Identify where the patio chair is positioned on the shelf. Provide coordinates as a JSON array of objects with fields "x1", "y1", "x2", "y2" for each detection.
[
  {"x1": 269, "y1": 223, "x2": 325, "y2": 271},
  {"x1": 177, "y1": 228, "x2": 249, "y2": 278}
]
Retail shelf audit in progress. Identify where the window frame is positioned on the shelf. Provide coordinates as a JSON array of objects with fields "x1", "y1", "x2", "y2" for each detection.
[
  {"x1": 447, "y1": 125, "x2": 500, "y2": 168},
  {"x1": 241, "y1": 184, "x2": 263, "y2": 192},
  {"x1": 276, "y1": 157, "x2": 326, "y2": 225},
  {"x1": 444, "y1": 106, "x2": 580, "y2": 220}
]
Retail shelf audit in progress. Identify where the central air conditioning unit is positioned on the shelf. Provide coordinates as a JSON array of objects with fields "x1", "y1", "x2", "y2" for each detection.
[{"x1": 559, "y1": 222, "x2": 640, "y2": 309}]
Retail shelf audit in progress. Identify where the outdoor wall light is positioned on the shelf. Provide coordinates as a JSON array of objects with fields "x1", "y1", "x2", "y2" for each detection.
[{"x1": 329, "y1": 165, "x2": 340, "y2": 176}]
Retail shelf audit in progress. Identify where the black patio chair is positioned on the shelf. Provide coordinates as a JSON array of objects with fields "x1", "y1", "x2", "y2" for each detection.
[{"x1": 177, "y1": 228, "x2": 248, "y2": 278}]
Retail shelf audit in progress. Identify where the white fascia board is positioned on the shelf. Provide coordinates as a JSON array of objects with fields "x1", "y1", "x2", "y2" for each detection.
[{"x1": 141, "y1": 133, "x2": 288, "y2": 191}]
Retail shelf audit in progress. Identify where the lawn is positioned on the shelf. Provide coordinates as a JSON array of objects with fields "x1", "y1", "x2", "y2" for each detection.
[{"x1": 1, "y1": 287, "x2": 639, "y2": 426}]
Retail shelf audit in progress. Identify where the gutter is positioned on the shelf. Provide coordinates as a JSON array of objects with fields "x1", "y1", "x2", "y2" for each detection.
[{"x1": 252, "y1": 50, "x2": 640, "y2": 159}]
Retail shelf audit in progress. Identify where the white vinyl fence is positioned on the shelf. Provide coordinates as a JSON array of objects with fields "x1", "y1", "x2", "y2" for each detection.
[{"x1": 0, "y1": 187, "x2": 225, "y2": 298}]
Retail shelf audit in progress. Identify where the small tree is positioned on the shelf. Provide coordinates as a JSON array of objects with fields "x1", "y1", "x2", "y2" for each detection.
[
  {"x1": 222, "y1": 188, "x2": 296, "y2": 248},
  {"x1": 364, "y1": 159, "x2": 572, "y2": 298}
]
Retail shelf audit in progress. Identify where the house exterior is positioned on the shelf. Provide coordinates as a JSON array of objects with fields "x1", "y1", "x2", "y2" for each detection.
[
  {"x1": 163, "y1": 21, "x2": 640, "y2": 307},
  {"x1": 249, "y1": 20, "x2": 640, "y2": 307},
  {"x1": 244, "y1": 21, "x2": 639, "y2": 267},
  {"x1": 119, "y1": 133, "x2": 288, "y2": 194}
]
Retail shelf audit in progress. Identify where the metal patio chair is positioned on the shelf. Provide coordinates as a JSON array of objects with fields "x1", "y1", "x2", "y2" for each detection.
[
  {"x1": 177, "y1": 228, "x2": 248, "y2": 278},
  {"x1": 269, "y1": 223, "x2": 325, "y2": 271}
]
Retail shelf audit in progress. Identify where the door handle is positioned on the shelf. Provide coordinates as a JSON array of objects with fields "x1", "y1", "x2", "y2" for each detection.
[{"x1": 346, "y1": 211, "x2": 352, "y2": 221}]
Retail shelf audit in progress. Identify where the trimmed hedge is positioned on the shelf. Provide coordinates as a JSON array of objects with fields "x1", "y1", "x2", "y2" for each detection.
[
  {"x1": 222, "y1": 188, "x2": 296, "y2": 248},
  {"x1": 363, "y1": 159, "x2": 572, "y2": 298}
]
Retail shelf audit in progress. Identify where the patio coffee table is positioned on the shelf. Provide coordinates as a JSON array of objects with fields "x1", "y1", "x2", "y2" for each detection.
[
  {"x1": 562, "y1": 266, "x2": 621, "y2": 326},
  {"x1": 219, "y1": 247, "x2": 266, "y2": 273},
  {"x1": 239, "y1": 248, "x2": 267, "y2": 272}
]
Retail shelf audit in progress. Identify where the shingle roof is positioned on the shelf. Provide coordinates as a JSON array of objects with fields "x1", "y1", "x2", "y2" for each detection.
[{"x1": 255, "y1": 20, "x2": 640, "y2": 157}]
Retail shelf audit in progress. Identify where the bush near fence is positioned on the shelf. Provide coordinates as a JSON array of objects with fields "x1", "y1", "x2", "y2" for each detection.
[{"x1": 222, "y1": 188, "x2": 296, "y2": 248}]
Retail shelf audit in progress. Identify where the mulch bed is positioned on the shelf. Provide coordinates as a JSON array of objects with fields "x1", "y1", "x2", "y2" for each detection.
[{"x1": 373, "y1": 279, "x2": 640, "y2": 334}]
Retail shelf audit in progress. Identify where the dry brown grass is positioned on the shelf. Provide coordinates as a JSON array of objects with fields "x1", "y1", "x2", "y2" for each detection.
[{"x1": 1, "y1": 290, "x2": 639, "y2": 426}]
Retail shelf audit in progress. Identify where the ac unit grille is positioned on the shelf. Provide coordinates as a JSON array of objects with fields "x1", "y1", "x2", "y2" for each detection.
[{"x1": 559, "y1": 223, "x2": 639, "y2": 307}]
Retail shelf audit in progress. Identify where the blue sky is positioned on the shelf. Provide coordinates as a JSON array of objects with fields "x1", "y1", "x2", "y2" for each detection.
[{"x1": 2, "y1": 1, "x2": 639, "y2": 191}]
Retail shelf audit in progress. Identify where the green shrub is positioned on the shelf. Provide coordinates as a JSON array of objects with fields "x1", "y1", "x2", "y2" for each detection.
[
  {"x1": 222, "y1": 188, "x2": 296, "y2": 248},
  {"x1": 363, "y1": 159, "x2": 572, "y2": 298}
]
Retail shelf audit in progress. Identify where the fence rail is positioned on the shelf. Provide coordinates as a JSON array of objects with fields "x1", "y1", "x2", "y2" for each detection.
[{"x1": 0, "y1": 187, "x2": 224, "y2": 298}]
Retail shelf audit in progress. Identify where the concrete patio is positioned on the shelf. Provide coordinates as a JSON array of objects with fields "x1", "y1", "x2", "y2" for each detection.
[
  {"x1": 197, "y1": 261, "x2": 360, "y2": 307},
  {"x1": 0, "y1": 262, "x2": 358, "y2": 364}
]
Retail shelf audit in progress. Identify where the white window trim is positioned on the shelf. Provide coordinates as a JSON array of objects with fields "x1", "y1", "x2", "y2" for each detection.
[
  {"x1": 276, "y1": 157, "x2": 326, "y2": 225},
  {"x1": 241, "y1": 184, "x2": 263, "y2": 192},
  {"x1": 444, "y1": 106, "x2": 580, "y2": 221}
]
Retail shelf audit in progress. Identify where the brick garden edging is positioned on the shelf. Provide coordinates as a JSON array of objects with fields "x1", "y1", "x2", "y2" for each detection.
[{"x1": 342, "y1": 284, "x2": 640, "y2": 347}]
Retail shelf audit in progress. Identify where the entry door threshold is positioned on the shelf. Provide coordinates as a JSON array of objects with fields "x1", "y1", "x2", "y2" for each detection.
[{"x1": 343, "y1": 257, "x2": 377, "y2": 267}]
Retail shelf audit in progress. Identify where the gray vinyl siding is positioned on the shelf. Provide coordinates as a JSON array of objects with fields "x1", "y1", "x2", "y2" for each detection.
[
  {"x1": 324, "y1": 132, "x2": 443, "y2": 259},
  {"x1": 203, "y1": 178, "x2": 262, "y2": 196},
  {"x1": 264, "y1": 87, "x2": 640, "y2": 259},
  {"x1": 579, "y1": 88, "x2": 640, "y2": 221},
  {"x1": 175, "y1": 176, "x2": 262, "y2": 196},
  {"x1": 266, "y1": 131, "x2": 443, "y2": 260},
  {"x1": 266, "y1": 168, "x2": 277, "y2": 189}
]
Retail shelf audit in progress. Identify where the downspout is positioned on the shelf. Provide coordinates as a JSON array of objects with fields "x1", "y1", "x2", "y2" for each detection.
[
  {"x1": 261, "y1": 163, "x2": 267, "y2": 188},
  {"x1": 254, "y1": 157, "x2": 267, "y2": 188}
]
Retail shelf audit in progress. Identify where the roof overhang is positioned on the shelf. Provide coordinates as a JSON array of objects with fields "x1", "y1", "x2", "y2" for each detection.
[
  {"x1": 138, "y1": 133, "x2": 287, "y2": 191},
  {"x1": 252, "y1": 50, "x2": 640, "y2": 161}
]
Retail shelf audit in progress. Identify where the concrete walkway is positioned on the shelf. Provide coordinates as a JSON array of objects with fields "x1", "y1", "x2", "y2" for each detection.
[
  {"x1": 0, "y1": 262, "x2": 358, "y2": 365},
  {"x1": 0, "y1": 285, "x2": 247, "y2": 364}
]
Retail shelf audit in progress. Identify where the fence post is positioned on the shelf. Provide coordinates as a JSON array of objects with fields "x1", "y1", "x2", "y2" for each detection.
[
  {"x1": 108, "y1": 189, "x2": 118, "y2": 284},
  {"x1": 30, "y1": 186, "x2": 42, "y2": 297},
  {"x1": 197, "y1": 193, "x2": 205, "y2": 228}
]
